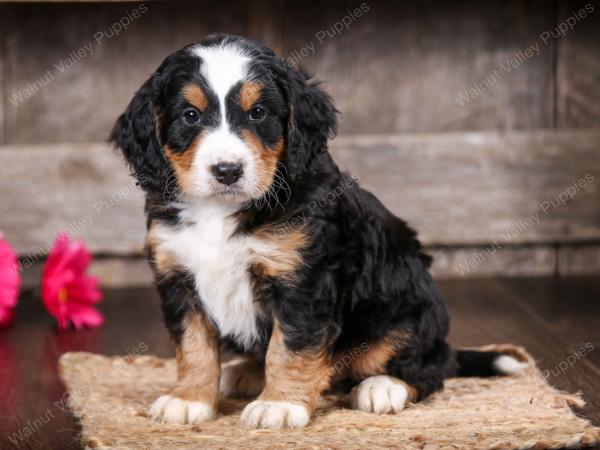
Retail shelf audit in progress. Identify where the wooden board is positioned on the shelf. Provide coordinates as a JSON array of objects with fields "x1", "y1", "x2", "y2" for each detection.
[
  {"x1": 429, "y1": 245, "x2": 557, "y2": 278},
  {"x1": 2, "y1": 0, "x2": 560, "y2": 144},
  {"x1": 0, "y1": 6, "x2": 6, "y2": 145},
  {"x1": 20, "y1": 256, "x2": 153, "y2": 289},
  {"x1": 2, "y1": 1, "x2": 248, "y2": 144},
  {"x1": 1, "y1": 129, "x2": 599, "y2": 258},
  {"x1": 557, "y1": 0, "x2": 600, "y2": 128},
  {"x1": 282, "y1": 0, "x2": 555, "y2": 134},
  {"x1": 557, "y1": 244, "x2": 600, "y2": 276},
  {"x1": 20, "y1": 244, "x2": 600, "y2": 288},
  {"x1": 0, "y1": 143, "x2": 146, "y2": 256},
  {"x1": 14, "y1": 246, "x2": 561, "y2": 289},
  {"x1": 330, "y1": 130, "x2": 600, "y2": 245},
  {"x1": 247, "y1": 0, "x2": 284, "y2": 55}
]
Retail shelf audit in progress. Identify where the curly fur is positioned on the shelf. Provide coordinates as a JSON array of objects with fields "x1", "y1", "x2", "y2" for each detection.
[{"x1": 110, "y1": 34, "x2": 525, "y2": 427}]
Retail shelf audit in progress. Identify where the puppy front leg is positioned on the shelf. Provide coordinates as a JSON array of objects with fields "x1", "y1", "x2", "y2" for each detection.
[
  {"x1": 240, "y1": 321, "x2": 330, "y2": 429},
  {"x1": 150, "y1": 313, "x2": 220, "y2": 424}
]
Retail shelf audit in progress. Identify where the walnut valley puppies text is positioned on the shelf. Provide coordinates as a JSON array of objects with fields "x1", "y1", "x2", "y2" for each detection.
[
  {"x1": 285, "y1": 2, "x2": 370, "y2": 68},
  {"x1": 454, "y1": 173, "x2": 595, "y2": 275},
  {"x1": 454, "y1": 3, "x2": 595, "y2": 106},
  {"x1": 8, "y1": 3, "x2": 148, "y2": 107}
]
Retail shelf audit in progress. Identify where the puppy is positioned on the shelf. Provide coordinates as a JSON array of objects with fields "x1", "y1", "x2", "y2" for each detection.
[{"x1": 111, "y1": 34, "x2": 527, "y2": 429}]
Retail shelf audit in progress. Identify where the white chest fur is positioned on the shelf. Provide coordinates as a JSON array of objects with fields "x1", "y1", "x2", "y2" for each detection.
[{"x1": 151, "y1": 201, "x2": 260, "y2": 349}]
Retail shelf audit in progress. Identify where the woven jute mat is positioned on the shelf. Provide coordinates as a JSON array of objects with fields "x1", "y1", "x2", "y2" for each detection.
[{"x1": 59, "y1": 345, "x2": 600, "y2": 450}]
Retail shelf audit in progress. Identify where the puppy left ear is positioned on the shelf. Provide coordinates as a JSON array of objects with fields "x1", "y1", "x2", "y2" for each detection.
[
  {"x1": 273, "y1": 61, "x2": 338, "y2": 179},
  {"x1": 109, "y1": 78, "x2": 170, "y2": 194}
]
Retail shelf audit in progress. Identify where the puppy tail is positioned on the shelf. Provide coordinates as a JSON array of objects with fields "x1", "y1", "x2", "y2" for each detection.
[{"x1": 454, "y1": 349, "x2": 529, "y2": 377}]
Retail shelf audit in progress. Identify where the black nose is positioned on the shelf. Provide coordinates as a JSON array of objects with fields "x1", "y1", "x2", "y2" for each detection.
[{"x1": 211, "y1": 162, "x2": 244, "y2": 185}]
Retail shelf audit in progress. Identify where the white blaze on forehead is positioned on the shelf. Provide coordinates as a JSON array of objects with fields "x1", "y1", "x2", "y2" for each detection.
[
  {"x1": 191, "y1": 43, "x2": 250, "y2": 118},
  {"x1": 187, "y1": 43, "x2": 260, "y2": 199}
]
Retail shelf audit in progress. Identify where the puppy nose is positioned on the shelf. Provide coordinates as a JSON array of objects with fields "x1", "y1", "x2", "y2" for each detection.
[{"x1": 211, "y1": 162, "x2": 244, "y2": 185}]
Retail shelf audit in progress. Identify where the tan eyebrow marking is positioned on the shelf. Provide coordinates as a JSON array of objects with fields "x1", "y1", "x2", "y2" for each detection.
[
  {"x1": 239, "y1": 82, "x2": 263, "y2": 111},
  {"x1": 182, "y1": 84, "x2": 208, "y2": 111}
]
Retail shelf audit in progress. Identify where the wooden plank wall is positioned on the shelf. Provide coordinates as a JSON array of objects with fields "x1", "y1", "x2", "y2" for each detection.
[
  {"x1": 0, "y1": 0, "x2": 599, "y2": 285},
  {"x1": 557, "y1": 0, "x2": 600, "y2": 128}
]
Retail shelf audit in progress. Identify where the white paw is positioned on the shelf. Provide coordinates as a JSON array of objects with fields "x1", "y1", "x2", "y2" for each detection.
[
  {"x1": 239, "y1": 400, "x2": 310, "y2": 429},
  {"x1": 350, "y1": 375, "x2": 409, "y2": 414},
  {"x1": 149, "y1": 394, "x2": 215, "y2": 424},
  {"x1": 219, "y1": 360, "x2": 264, "y2": 398}
]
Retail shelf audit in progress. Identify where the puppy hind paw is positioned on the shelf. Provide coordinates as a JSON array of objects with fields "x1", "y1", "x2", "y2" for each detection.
[{"x1": 350, "y1": 375, "x2": 409, "y2": 414}]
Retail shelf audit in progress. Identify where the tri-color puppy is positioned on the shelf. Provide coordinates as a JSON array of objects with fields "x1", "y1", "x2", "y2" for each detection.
[{"x1": 111, "y1": 34, "x2": 527, "y2": 429}]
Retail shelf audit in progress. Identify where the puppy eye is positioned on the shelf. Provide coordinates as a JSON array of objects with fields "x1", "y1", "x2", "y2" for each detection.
[
  {"x1": 249, "y1": 105, "x2": 267, "y2": 122},
  {"x1": 183, "y1": 109, "x2": 201, "y2": 125}
]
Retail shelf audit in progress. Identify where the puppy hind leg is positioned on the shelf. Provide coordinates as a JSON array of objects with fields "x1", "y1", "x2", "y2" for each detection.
[{"x1": 347, "y1": 333, "x2": 449, "y2": 413}]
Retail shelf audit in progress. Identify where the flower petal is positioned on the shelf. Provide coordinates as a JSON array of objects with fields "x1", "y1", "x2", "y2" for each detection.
[
  {"x1": 0, "y1": 238, "x2": 20, "y2": 310},
  {"x1": 0, "y1": 306, "x2": 15, "y2": 327},
  {"x1": 41, "y1": 233, "x2": 103, "y2": 330},
  {"x1": 69, "y1": 305, "x2": 104, "y2": 329}
]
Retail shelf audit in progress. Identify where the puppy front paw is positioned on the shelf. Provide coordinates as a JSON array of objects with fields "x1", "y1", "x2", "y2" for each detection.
[
  {"x1": 149, "y1": 394, "x2": 216, "y2": 424},
  {"x1": 350, "y1": 375, "x2": 409, "y2": 414},
  {"x1": 239, "y1": 400, "x2": 310, "y2": 429}
]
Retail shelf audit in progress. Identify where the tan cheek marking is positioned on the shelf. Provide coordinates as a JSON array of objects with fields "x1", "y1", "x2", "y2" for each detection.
[
  {"x1": 259, "y1": 321, "x2": 330, "y2": 412},
  {"x1": 164, "y1": 132, "x2": 205, "y2": 193},
  {"x1": 239, "y1": 82, "x2": 263, "y2": 111},
  {"x1": 242, "y1": 130, "x2": 285, "y2": 195},
  {"x1": 183, "y1": 84, "x2": 208, "y2": 111},
  {"x1": 348, "y1": 331, "x2": 410, "y2": 380},
  {"x1": 250, "y1": 225, "x2": 309, "y2": 281},
  {"x1": 171, "y1": 313, "x2": 221, "y2": 407}
]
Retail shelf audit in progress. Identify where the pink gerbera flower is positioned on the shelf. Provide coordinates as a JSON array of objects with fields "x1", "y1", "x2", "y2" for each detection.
[
  {"x1": 0, "y1": 234, "x2": 20, "y2": 327},
  {"x1": 42, "y1": 233, "x2": 103, "y2": 330}
]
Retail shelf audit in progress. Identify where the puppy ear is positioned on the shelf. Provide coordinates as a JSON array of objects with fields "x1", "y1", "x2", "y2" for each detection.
[
  {"x1": 109, "y1": 79, "x2": 170, "y2": 193},
  {"x1": 274, "y1": 62, "x2": 338, "y2": 179}
]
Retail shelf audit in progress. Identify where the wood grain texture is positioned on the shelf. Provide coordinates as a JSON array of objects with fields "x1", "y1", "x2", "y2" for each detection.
[
  {"x1": 429, "y1": 245, "x2": 557, "y2": 278},
  {"x1": 556, "y1": 0, "x2": 600, "y2": 128},
  {"x1": 247, "y1": 0, "x2": 284, "y2": 55},
  {"x1": 282, "y1": 0, "x2": 555, "y2": 134},
  {"x1": 18, "y1": 244, "x2": 600, "y2": 289},
  {"x1": 557, "y1": 243, "x2": 600, "y2": 276},
  {"x1": 330, "y1": 130, "x2": 600, "y2": 245},
  {"x1": 19, "y1": 257, "x2": 153, "y2": 290},
  {"x1": 2, "y1": 1, "x2": 247, "y2": 144},
  {"x1": 0, "y1": 5, "x2": 6, "y2": 145},
  {"x1": 1, "y1": 129, "x2": 599, "y2": 256},
  {"x1": 0, "y1": 143, "x2": 146, "y2": 255},
  {"x1": 2, "y1": 0, "x2": 562, "y2": 143},
  {"x1": 88, "y1": 257, "x2": 153, "y2": 287}
]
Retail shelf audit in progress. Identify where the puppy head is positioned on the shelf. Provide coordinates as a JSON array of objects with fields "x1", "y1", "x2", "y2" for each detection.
[{"x1": 110, "y1": 34, "x2": 336, "y2": 203}]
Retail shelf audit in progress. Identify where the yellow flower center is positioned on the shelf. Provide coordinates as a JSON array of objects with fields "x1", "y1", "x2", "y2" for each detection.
[{"x1": 58, "y1": 288, "x2": 68, "y2": 304}]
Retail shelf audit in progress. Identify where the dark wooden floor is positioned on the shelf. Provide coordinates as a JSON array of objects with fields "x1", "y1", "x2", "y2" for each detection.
[{"x1": 1, "y1": 276, "x2": 599, "y2": 450}]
